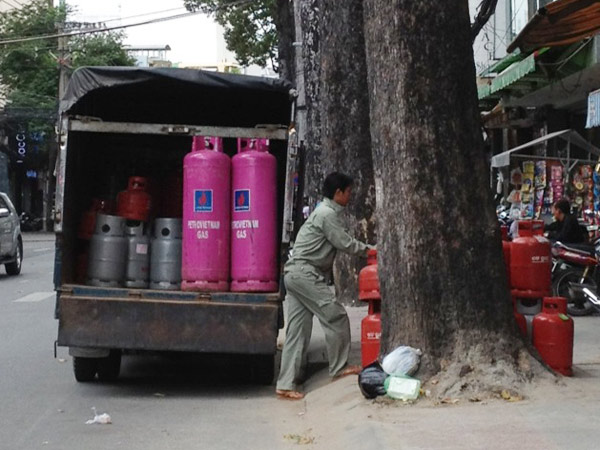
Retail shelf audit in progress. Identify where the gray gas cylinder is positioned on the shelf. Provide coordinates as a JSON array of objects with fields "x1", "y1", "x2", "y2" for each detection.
[
  {"x1": 125, "y1": 222, "x2": 150, "y2": 288},
  {"x1": 87, "y1": 214, "x2": 127, "y2": 287},
  {"x1": 150, "y1": 218, "x2": 182, "y2": 290}
]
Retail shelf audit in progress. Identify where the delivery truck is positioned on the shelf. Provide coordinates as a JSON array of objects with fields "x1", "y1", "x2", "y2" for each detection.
[{"x1": 53, "y1": 67, "x2": 299, "y2": 383}]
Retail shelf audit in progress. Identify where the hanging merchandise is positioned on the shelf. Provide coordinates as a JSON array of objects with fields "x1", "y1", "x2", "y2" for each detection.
[
  {"x1": 230, "y1": 138, "x2": 278, "y2": 292},
  {"x1": 593, "y1": 170, "x2": 600, "y2": 212},
  {"x1": 534, "y1": 189, "x2": 544, "y2": 218},
  {"x1": 507, "y1": 189, "x2": 521, "y2": 204},
  {"x1": 182, "y1": 136, "x2": 231, "y2": 292},
  {"x1": 534, "y1": 161, "x2": 546, "y2": 189},
  {"x1": 549, "y1": 162, "x2": 564, "y2": 203},
  {"x1": 522, "y1": 160, "x2": 535, "y2": 174},
  {"x1": 510, "y1": 167, "x2": 523, "y2": 186}
]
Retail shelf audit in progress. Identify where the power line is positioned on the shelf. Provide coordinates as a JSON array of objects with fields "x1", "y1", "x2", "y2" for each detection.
[
  {"x1": 1, "y1": 0, "x2": 22, "y2": 9},
  {"x1": 0, "y1": 0, "x2": 257, "y2": 46},
  {"x1": 79, "y1": 6, "x2": 188, "y2": 25}
]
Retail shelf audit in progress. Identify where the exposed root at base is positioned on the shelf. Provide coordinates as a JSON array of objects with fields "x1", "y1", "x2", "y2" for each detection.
[{"x1": 419, "y1": 334, "x2": 553, "y2": 402}]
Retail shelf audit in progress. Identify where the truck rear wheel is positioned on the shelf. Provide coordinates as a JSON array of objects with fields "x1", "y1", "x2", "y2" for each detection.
[
  {"x1": 97, "y1": 350, "x2": 122, "y2": 381},
  {"x1": 73, "y1": 356, "x2": 98, "y2": 382}
]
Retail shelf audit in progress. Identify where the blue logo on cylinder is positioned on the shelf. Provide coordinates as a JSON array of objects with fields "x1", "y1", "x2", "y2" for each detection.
[
  {"x1": 234, "y1": 189, "x2": 250, "y2": 212},
  {"x1": 194, "y1": 190, "x2": 213, "y2": 212}
]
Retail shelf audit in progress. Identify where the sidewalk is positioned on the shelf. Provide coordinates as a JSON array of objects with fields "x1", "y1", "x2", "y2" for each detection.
[
  {"x1": 22, "y1": 231, "x2": 55, "y2": 243},
  {"x1": 273, "y1": 306, "x2": 600, "y2": 450}
]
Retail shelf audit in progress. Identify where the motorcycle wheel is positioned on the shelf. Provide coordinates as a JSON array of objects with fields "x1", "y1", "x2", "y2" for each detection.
[{"x1": 552, "y1": 269, "x2": 596, "y2": 316}]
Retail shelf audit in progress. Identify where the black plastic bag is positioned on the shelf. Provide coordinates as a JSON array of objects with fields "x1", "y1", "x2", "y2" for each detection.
[{"x1": 358, "y1": 361, "x2": 387, "y2": 399}]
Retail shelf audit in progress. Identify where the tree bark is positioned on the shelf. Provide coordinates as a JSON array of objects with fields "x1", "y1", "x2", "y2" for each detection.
[
  {"x1": 299, "y1": 0, "x2": 322, "y2": 205},
  {"x1": 319, "y1": 0, "x2": 375, "y2": 304},
  {"x1": 363, "y1": 0, "x2": 535, "y2": 395},
  {"x1": 274, "y1": 0, "x2": 296, "y2": 82}
]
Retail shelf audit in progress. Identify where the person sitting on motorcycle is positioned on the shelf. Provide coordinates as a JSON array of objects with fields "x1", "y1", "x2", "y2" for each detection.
[{"x1": 545, "y1": 198, "x2": 587, "y2": 244}]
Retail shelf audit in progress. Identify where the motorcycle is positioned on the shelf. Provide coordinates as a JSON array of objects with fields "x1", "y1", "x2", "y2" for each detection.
[
  {"x1": 551, "y1": 239, "x2": 600, "y2": 316},
  {"x1": 19, "y1": 212, "x2": 43, "y2": 232}
]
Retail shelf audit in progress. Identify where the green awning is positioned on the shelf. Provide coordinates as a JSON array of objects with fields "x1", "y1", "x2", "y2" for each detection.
[
  {"x1": 490, "y1": 52, "x2": 537, "y2": 93},
  {"x1": 479, "y1": 49, "x2": 524, "y2": 76}
]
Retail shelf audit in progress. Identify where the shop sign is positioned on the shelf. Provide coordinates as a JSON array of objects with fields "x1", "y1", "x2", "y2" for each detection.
[{"x1": 586, "y1": 89, "x2": 600, "y2": 128}]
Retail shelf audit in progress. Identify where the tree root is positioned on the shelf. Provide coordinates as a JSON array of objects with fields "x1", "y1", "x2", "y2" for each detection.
[{"x1": 419, "y1": 332, "x2": 553, "y2": 401}]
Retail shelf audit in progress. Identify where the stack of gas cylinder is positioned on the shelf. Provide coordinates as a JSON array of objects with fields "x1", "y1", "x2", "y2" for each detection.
[
  {"x1": 80, "y1": 135, "x2": 279, "y2": 293},
  {"x1": 85, "y1": 176, "x2": 183, "y2": 289},
  {"x1": 181, "y1": 136, "x2": 278, "y2": 292},
  {"x1": 359, "y1": 249, "x2": 381, "y2": 367},
  {"x1": 502, "y1": 220, "x2": 574, "y2": 376}
]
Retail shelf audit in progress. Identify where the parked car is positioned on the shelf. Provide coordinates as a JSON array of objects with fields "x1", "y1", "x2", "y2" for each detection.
[{"x1": 0, "y1": 192, "x2": 23, "y2": 275}]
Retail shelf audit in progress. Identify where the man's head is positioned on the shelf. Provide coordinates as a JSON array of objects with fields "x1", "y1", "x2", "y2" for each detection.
[
  {"x1": 323, "y1": 172, "x2": 354, "y2": 206},
  {"x1": 552, "y1": 198, "x2": 570, "y2": 221}
]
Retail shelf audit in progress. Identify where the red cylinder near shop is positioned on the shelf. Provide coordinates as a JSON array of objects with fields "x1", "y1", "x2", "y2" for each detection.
[
  {"x1": 361, "y1": 310, "x2": 381, "y2": 367},
  {"x1": 359, "y1": 249, "x2": 380, "y2": 300},
  {"x1": 510, "y1": 234, "x2": 551, "y2": 294},
  {"x1": 359, "y1": 249, "x2": 380, "y2": 366},
  {"x1": 116, "y1": 176, "x2": 152, "y2": 222},
  {"x1": 533, "y1": 297, "x2": 574, "y2": 376}
]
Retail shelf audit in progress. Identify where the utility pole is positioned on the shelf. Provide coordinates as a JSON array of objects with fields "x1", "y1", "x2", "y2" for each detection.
[{"x1": 45, "y1": 0, "x2": 68, "y2": 231}]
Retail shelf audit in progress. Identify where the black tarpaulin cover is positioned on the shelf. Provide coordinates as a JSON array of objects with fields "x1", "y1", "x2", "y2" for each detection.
[{"x1": 61, "y1": 67, "x2": 294, "y2": 127}]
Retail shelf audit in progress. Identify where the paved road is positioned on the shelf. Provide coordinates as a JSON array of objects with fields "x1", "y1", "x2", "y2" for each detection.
[
  {"x1": 0, "y1": 234, "x2": 334, "y2": 450},
  {"x1": 2, "y1": 234, "x2": 599, "y2": 450}
]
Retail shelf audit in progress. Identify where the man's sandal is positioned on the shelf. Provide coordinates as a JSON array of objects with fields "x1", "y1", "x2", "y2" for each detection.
[
  {"x1": 276, "y1": 389, "x2": 305, "y2": 400},
  {"x1": 333, "y1": 365, "x2": 362, "y2": 379}
]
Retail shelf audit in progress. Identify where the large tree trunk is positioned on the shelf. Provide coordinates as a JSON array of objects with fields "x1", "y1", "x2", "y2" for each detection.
[
  {"x1": 299, "y1": 0, "x2": 322, "y2": 204},
  {"x1": 274, "y1": 0, "x2": 295, "y2": 83},
  {"x1": 363, "y1": 0, "x2": 540, "y2": 397},
  {"x1": 319, "y1": 0, "x2": 375, "y2": 304}
]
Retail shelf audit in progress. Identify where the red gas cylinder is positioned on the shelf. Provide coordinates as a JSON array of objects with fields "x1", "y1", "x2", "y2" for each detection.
[
  {"x1": 159, "y1": 173, "x2": 183, "y2": 218},
  {"x1": 533, "y1": 297, "x2": 574, "y2": 376},
  {"x1": 359, "y1": 249, "x2": 380, "y2": 300},
  {"x1": 116, "y1": 176, "x2": 152, "y2": 222},
  {"x1": 510, "y1": 233, "x2": 551, "y2": 295},
  {"x1": 359, "y1": 249, "x2": 381, "y2": 366},
  {"x1": 78, "y1": 198, "x2": 100, "y2": 240},
  {"x1": 517, "y1": 220, "x2": 545, "y2": 237},
  {"x1": 361, "y1": 308, "x2": 381, "y2": 367},
  {"x1": 502, "y1": 240, "x2": 511, "y2": 287},
  {"x1": 514, "y1": 311, "x2": 527, "y2": 338}
]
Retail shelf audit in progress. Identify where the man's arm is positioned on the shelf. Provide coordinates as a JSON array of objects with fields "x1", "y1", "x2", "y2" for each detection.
[{"x1": 321, "y1": 213, "x2": 372, "y2": 255}]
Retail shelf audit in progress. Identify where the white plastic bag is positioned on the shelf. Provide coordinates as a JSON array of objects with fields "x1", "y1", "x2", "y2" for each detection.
[
  {"x1": 85, "y1": 407, "x2": 112, "y2": 425},
  {"x1": 384, "y1": 375, "x2": 421, "y2": 401},
  {"x1": 381, "y1": 346, "x2": 422, "y2": 376}
]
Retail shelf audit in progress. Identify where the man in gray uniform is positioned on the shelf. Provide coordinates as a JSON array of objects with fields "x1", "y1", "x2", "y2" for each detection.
[{"x1": 276, "y1": 172, "x2": 374, "y2": 400}]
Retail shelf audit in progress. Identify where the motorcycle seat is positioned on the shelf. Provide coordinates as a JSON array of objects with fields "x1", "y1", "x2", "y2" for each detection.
[{"x1": 556, "y1": 242, "x2": 596, "y2": 257}]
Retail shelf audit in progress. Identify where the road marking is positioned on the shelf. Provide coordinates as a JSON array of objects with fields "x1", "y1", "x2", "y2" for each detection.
[
  {"x1": 13, "y1": 291, "x2": 54, "y2": 303},
  {"x1": 32, "y1": 248, "x2": 52, "y2": 253}
]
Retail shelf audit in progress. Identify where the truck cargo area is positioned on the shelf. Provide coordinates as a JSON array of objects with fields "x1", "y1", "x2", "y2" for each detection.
[{"x1": 53, "y1": 68, "x2": 297, "y2": 382}]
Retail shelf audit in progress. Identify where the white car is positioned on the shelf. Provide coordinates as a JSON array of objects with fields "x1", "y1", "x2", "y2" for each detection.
[{"x1": 0, "y1": 192, "x2": 23, "y2": 275}]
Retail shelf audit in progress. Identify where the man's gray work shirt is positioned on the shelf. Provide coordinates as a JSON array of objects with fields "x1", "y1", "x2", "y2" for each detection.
[{"x1": 285, "y1": 197, "x2": 370, "y2": 277}]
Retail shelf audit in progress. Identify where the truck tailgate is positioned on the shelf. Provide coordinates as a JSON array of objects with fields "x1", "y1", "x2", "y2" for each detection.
[{"x1": 57, "y1": 285, "x2": 280, "y2": 354}]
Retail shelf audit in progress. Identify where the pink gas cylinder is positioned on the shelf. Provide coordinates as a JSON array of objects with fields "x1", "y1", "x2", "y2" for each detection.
[
  {"x1": 181, "y1": 136, "x2": 231, "y2": 292},
  {"x1": 230, "y1": 138, "x2": 278, "y2": 292}
]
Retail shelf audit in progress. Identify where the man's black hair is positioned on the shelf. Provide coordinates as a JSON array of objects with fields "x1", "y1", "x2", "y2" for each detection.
[
  {"x1": 322, "y1": 172, "x2": 354, "y2": 199},
  {"x1": 554, "y1": 198, "x2": 570, "y2": 215}
]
